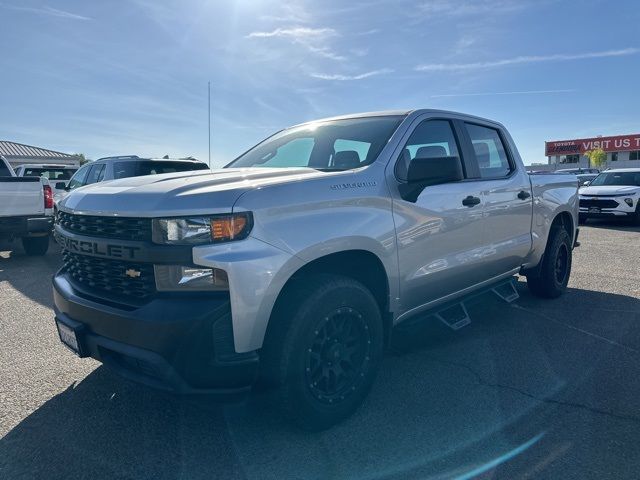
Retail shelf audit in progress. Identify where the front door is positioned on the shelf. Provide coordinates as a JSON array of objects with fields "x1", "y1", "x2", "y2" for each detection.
[{"x1": 391, "y1": 118, "x2": 489, "y2": 316}]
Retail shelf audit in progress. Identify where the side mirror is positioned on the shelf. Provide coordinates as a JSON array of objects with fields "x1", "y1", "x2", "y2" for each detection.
[
  {"x1": 582, "y1": 180, "x2": 591, "y2": 186},
  {"x1": 55, "y1": 182, "x2": 67, "y2": 189},
  {"x1": 401, "y1": 156, "x2": 464, "y2": 202},
  {"x1": 407, "y1": 156, "x2": 463, "y2": 185}
]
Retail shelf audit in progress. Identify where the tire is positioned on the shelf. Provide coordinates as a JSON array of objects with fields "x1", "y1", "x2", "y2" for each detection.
[
  {"x1": 526, "y1": 227, "x2": 572, "y2": 298},
  {"x1": 633, "y1": 204, "x2": 640, "y2": 226},
  {"x1": 21, "y1": 235, "x2": 50, "y2": 256},
  {"x1": 578, "y1": 214, "x2": 588, "y2": 225},
  {"x1": 261, "y1": 274, "x2": 384, "y2": 431}
]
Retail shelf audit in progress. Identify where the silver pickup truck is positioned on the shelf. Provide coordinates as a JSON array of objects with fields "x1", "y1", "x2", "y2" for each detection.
[{"x1": 53, "y1": 110, "x2": 579, "y2": 430}]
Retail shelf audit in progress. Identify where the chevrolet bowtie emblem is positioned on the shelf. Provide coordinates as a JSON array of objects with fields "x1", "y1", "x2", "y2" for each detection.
[{"x1": 125, "y1": 268, "x2": 141, "y2": 278}]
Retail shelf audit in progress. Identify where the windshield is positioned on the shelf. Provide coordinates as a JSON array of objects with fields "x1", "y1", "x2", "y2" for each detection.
[
  {"x1": 226, "y1": 116, "x2": 404, "y2": 170},
  {"x1": 589, "y1": 171, "x2": 640, "y2": 186},
  {"x1": 23, "y1": 168, "x2": 76, "y2": 180}
]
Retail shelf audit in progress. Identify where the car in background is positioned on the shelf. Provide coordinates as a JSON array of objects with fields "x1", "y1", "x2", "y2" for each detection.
[
  {"x1": 54, "y1": 155, "x2": 210, "y2": 205},
  {"x1": 14, "y1": 164, "x2": 78, "y2": 196},
  {"x1": 555, "y1": 168, "x2": 601, "y2": 187},
  {"x1": 556, "y1": 167, "x2": 600, "y2": 174},
  {"x1": 578, "y1": 168, "x2": 640, "y2": 224}
]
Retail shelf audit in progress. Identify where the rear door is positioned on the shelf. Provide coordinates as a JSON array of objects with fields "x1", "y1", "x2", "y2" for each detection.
[
  {"x1": 390, "y1": 117, "x2": 490, "y2": 315},
  {"x1": 462, "y1": 122, "x2": 533, "y2": 277}
]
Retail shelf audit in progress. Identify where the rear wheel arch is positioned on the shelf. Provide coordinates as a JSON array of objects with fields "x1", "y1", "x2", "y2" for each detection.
[{"x1": 551, "y1": 210, "x2": 574, "y2": 241}]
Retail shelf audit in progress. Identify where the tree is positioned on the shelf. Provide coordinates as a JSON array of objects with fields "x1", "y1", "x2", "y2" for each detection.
[
  {"x1": 74, "y1": 153, "x2": 90, "y2": 165},
  {"x1": 584, "y1": 148, "x2": 607, "y2": 169}
]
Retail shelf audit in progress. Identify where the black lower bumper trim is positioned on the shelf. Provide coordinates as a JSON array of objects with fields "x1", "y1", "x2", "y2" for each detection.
[
  {"x1": 0, "y1": 215, "x2": 52, "y2": 236},
  {"x1": 581, "y1": 211, "x2": 634, "y2": 218},
  {"x1": 53, "y1": 273, "x2": 259, "y2": 397}
]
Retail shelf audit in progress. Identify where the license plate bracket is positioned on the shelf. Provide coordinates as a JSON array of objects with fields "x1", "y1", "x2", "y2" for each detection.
[{"x1": 55, "y1": 317, "x2": 87, "y2": 357}]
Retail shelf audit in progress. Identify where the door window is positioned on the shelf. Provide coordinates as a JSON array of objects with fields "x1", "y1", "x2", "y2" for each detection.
[
  {"x1": 465, "y1": 124, "x2": 513, "y2": 178},
  {"x1": 67, "y1": 165, "x2": 90, "y2": 189},
  {"x1": 396, "y1": 120, "x2": 460, "y2": 181}
]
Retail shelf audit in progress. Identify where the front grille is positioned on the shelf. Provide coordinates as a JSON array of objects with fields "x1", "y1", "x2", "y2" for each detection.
[
  {"x1": 579, "y1": 199, "x2": 619, "y2": 209},
  {"x1": 63, "y1": 250, "x2": 156, "y2": 298},
  {"x1": 57, "y1": 211, "x2": 152, "y2": 241}
]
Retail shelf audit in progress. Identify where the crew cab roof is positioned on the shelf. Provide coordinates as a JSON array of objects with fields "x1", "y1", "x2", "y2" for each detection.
[{"x1": 290, "y1": 108, "x2": 505, "y2": 129}]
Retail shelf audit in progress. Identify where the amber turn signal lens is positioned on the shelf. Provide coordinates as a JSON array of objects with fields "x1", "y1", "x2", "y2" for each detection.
[{"x1": 210, "y1": 214, "x2": 250, "y2": 242}]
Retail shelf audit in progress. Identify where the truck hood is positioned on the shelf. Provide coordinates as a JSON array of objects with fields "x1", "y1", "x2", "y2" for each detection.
[
  {"x1": 59, "y1": 167, "x2": 325, "y2": 217},
  {"x1": 579, "y1": 185, "x2": 640, "y2": 196}
]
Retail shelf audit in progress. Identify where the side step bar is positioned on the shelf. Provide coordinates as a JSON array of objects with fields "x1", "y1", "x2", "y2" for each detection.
[
  {"x1": 435, "y1": 303, "x2": 471, "y2": 330},
  {"x1": 396, "y1": 277, "x2": 521, "y2": 332}
]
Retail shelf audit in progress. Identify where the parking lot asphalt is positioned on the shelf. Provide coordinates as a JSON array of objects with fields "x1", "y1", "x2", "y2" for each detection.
[{"x1": 1, "y1": 220, "x2": 639, "y2": 480}]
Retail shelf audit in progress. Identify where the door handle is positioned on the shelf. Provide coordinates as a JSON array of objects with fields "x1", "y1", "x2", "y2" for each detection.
[
  {"x1": 517, "y1": 190, "x2": 531, "y2": 200},
  {"x1": 462, "y1": 195, "x2": 481, "y2": 207}
]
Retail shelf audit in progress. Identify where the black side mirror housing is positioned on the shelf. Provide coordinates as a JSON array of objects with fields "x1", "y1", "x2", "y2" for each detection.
[
  {"x1": 400, "y1": 156, "x2": 464, "y2": 202},
  {"x1": 55, "y1": 182, "x2": 67, "y2": 189},
  {"x1": 407, "y1": 156, "x2": 464, "y2": 185}
]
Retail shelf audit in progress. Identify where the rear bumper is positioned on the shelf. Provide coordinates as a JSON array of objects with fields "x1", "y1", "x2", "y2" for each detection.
[
  {"x1": 53, "y1": 272, "x2": 259, "y2": 397},
  {"x1": 0, "y1": 215, "x2": 53, "y2": 237}
]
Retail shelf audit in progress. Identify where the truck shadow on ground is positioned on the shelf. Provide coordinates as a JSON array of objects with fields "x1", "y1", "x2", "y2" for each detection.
[
  {"x1": 0, "y1": 237, "x2": 61, "y2": 308},
  {"x1": 2, "y1": 285, "x2": 639, "y2": 480}
]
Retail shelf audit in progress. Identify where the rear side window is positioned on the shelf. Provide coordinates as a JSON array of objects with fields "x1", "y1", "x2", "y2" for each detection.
[
  {"x1": 465, "y1": 124, "x2": 513, "y2": 178},
  {"x1": 86, "y1": 164, "x2": 106, "y2": 184},
  {"x1": 396, "y1": 120, "x2": 460, "y2": 181},
  {"x1": 67, "y1": 165, "x2": 90, "y2": 189}
]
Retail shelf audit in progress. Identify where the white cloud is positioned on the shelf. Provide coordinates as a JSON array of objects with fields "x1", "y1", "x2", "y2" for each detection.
[
  {"x1": 310, "y1": 68, "x2": 393, "y2": 81},
  {"x1": 0, "y1": 3, "x2": 91, "y2": 20},
  {"x1": 247, "y1": 27, "x2": 336, "y2": 40},
  {"x1": 247, "y1": 26, "x2": 346, "y2": 61},
  {"x1": 416, "y1": 48, "x2": 640, "y2": 72},
  {"x1": 431, "y1": 89, "x2": 576, "y2": 98}
]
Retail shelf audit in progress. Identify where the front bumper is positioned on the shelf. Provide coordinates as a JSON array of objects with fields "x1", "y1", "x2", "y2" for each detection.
[
  {"x1": 579, "y1": 210, "x2": 635, "y2": 218},
  {"x1": 53, "y1": 272, "x2": 259, "y2": 397},
  {"x1": 579, "y1": 197, "x2": 637, "y2": 218}
]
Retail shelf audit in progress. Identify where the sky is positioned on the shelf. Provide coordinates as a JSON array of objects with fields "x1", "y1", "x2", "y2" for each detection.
[{"x1": 1, "y1": 0, "x2": 639, "y2": 167}]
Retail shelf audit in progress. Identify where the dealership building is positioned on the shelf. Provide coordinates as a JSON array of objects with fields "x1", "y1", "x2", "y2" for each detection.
[
  {"x1": 544, "y1": 133, "x2": 640, "y2": 170},
  {"x1": 0, "y1": 140, "x2": 81, "y2": 170}
]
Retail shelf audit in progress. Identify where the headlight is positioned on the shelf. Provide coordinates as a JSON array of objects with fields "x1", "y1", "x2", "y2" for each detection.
[
  {"x1": 155, "y1": 265, "x2": 229, "y2": 291},
  {"x1": 152, "y1": 212, "x2": 253, "y2": 245}
]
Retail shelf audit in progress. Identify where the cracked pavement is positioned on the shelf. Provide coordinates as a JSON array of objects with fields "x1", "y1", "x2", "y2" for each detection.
[{"x1": 1, "y1": 220, "x2": 639, "y2": 479}]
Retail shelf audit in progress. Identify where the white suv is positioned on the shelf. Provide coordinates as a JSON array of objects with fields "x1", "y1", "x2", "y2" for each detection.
[{"x1": 578, "y1": 168, "x2": 640, "y2": 224}]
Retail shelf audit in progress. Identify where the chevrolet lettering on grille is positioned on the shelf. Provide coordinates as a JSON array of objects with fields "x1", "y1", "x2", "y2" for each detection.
[{"x1": 58, "y1": 234, "x2": 140, "y2": 260}]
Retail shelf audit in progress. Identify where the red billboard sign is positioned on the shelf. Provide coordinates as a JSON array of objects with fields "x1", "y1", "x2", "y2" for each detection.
[{"x1": 545, "y1": 134, "x2": 640, "y2": 156}]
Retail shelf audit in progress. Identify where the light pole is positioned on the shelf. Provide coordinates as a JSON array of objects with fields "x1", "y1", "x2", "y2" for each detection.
[{"x1": 208, "y1": 81, "x2": 211, "y2": 166}]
